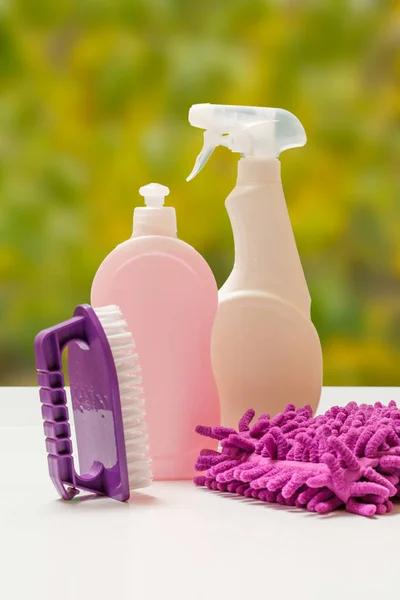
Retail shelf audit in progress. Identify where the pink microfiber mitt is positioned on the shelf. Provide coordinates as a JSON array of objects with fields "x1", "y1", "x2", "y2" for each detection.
[{"x1": 194, "y1": 402, "x2": 400, "y2": 516}]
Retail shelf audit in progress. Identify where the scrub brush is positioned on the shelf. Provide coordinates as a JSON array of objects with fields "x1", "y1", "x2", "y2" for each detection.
[
  {"x1": 194, "y1": 401, "x2": 400, "y2": 516},
  {"x1": 35, "y1": 304, "x2": 152, "y2": 502}
]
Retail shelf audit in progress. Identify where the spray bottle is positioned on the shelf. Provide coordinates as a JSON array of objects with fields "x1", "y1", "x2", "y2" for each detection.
[{"x1": 187, "y1": 104, "x2": 322, "y2": 428}]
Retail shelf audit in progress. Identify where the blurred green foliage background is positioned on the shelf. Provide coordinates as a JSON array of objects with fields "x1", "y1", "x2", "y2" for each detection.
[{"x1": 0, "y1": 0, "x2": 399, "y2": 385}]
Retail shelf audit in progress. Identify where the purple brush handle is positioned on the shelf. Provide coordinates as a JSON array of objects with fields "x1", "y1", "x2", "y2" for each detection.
[{"x1": 35, "y1": 315, "x2": 105, "y2": 500}]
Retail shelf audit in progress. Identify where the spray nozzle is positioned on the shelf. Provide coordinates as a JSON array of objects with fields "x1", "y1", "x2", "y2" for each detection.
[
  {"x1": 186, "y1": 104, "x2": 306, "y2": 181},
  {"x1": 139, "y1": 183, "x2": 170, "y2": 207}
]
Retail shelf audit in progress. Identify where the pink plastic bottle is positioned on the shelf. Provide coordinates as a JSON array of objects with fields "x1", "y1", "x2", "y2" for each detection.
[{"x1": 91, "y1": 183, "x2": 220, "y2": 480}]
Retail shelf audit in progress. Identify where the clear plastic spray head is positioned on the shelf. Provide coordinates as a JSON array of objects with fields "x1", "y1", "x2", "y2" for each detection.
[{"x1": 186, "y1": 104, "x2": 307, "y2": 181}]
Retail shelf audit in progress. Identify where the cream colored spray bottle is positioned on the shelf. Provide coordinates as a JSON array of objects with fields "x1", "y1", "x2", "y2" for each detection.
[{"x1": 187, "y1": 104, "x2": 322, "y2": 428}]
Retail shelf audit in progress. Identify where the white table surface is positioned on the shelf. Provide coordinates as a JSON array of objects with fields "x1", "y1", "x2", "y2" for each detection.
[{"x1": 1, "y1": 386, "x2": 400, "y2": 600}]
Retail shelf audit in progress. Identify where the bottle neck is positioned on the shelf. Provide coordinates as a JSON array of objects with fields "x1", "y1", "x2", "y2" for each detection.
[
  {"x1": 132, "y1": 207, "x2": 177, "y2": 237},
  {"x1": 237, "y1": 155, "x2": 282, "y2": 184},
  {"x1": 223, "y1": 157, "x2": 311, "y2": 315}
]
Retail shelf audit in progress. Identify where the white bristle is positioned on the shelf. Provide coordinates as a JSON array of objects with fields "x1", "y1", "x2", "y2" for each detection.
[{"x1": 94, "y1": 305, "x2": 152, "y2": 493}]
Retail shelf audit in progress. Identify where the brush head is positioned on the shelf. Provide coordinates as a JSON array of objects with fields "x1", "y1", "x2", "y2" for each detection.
[
  {"x1": 68, "y1": 304, "x2": 153, "y2": 500},
  {"x1": 94, "y1": 305, "x2": 152, "y2": 492}
]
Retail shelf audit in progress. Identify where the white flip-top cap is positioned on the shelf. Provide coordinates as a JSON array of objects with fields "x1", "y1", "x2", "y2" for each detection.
[
  {"x1": 139, "y1": 183, "x2": 170, "y2": 207},
  {"x1": 133, "y1": 182, "x2": 176, "y2": 237}
]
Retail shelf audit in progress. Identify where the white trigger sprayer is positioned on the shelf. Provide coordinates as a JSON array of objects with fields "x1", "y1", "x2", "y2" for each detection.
[
  {"x1": 186, "y1": 104, "x2": 307, "y2": 181},
  {"x1": 186, "y1": 103, "x2": 322, "y2": 428}
]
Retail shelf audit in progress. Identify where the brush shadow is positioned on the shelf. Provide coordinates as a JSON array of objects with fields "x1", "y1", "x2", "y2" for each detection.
[
  {"x1": 55, "y1": 493, "x2": 129, "y2": 511},
  {"x1": 52, "y1": 489, "x2": 162, "y2": 510}
]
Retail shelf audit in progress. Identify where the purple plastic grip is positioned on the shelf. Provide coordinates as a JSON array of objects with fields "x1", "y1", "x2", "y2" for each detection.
[{"x1": 35, "y1": 316, "x2": 90, "y2": 500}]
